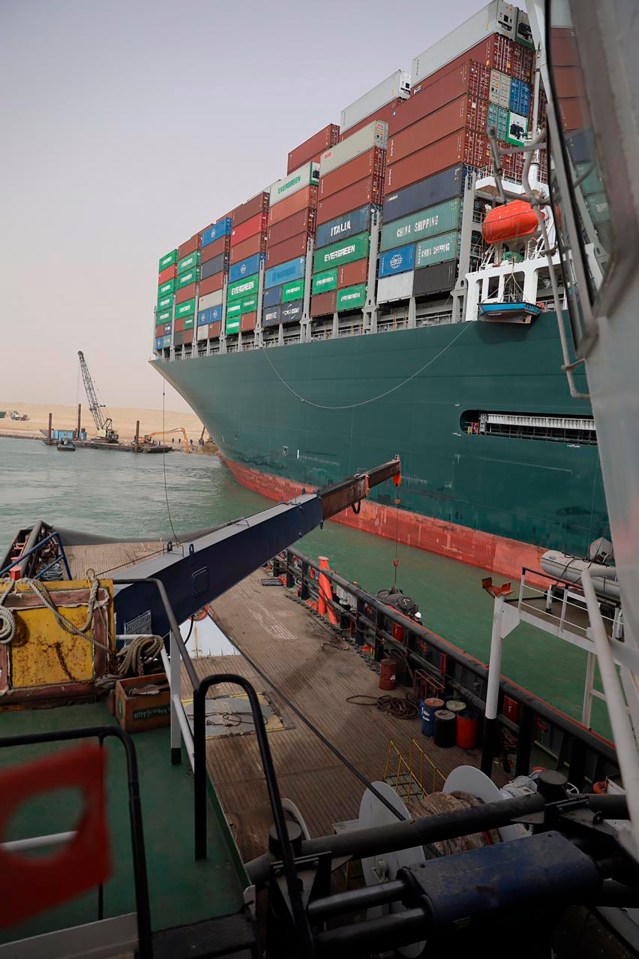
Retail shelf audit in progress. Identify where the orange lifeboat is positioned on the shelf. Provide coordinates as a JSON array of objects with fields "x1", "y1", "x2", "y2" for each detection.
[{"x1": 482, "y1": 200, "x2": 539, "y2": 244}]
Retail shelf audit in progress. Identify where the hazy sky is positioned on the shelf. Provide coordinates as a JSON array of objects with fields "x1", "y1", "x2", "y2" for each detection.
[{"x1": 2, "y1": 0, "x2": 487, "y2": 412}]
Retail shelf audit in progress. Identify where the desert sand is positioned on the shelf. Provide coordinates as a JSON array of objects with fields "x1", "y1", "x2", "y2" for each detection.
[{"x1": 0, "y1": 401, "x2": 206, "y2": 443}]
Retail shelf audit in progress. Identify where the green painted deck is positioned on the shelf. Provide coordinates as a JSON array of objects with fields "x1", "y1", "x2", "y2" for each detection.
[{"x1": 0, "y1": 701, "x2": 246, "y2": 945}]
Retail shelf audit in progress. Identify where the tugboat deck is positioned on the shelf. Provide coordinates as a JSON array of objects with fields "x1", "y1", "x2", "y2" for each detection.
[{"x1": 194, "y1": 571, "x2": 508, "y2": 862}]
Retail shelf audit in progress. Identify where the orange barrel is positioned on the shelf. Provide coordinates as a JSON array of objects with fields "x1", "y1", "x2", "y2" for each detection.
[
  {"x1": 456, "y1": 709, "x2": 480, "y2": 750},
  {"x1": 379, "y1": 658, "x2": 397, "y2": 691},
  {"x1": 433, "y1": 709, "x2": 456, "y2": 748},
  {"x1": 420, "y1": 697, "x2": 444, "y2": 737}
]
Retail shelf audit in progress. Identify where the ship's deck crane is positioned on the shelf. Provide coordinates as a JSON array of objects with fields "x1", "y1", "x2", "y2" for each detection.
[{"x1": 77, "y1": 350, "x2": 119, "y2": 443}]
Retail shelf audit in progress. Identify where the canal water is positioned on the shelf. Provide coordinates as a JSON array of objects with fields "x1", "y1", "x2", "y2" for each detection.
[{"x1": 0, "y1": 437, "x2": 609, "y2": 736}]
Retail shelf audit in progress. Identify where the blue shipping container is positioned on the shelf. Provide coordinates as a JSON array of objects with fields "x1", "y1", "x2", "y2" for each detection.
[
  {"x1": 229, "y1": 253, "x2": 263, "y2": 283},
  {"x1": 383, "y1": 165, "x2": 466, "y2": 224},
  {"x1": 263, "y1": 305, "x2": 281, "y2": 327},
  {"x1": 378, "y1": 244, "x2": 416, "y2": 278},
  {"x1": 280, "y1": 300, "x2": 303, "y2": 325},
  {"x1": 509, "y1": 79, "x2": 531, "y2": 116},
  {"x1": 155, "y1": 338, "x2": 163, "y2": 351},
  {"x1": 197, "y1": 305, "x2": 223, "y2": 326},
  {"x1": 201, "y1": 217, "x2": 232, "y2": 248},
  {"x1": 315, "y1": 205, "x2": 372, "y2": 250},
  {"x1": 265, "y1": 256, "x2": 305, "y2": 290},
  {"x1": 263, "y1": 285, "x2": 282, "y2": 308}
]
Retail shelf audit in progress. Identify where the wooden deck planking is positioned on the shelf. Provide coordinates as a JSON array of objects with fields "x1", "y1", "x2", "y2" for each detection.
[{"x1": 192, "y1": 572, "x2": 506, "y2": 861}]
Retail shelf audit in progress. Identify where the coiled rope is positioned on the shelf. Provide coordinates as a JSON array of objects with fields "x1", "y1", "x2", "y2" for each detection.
[
  {"x1": 346, "y1": 693, "x2": 420, "y2": 720},
  {"x1": 0, "y1": 572, "x2": 109, "y2": 648},
  {"x1": 117, "y1": 635, "x2": 164, "y2": 677},
  {"x1": 262, "y1": 321, "x2": 471, "y2": 410}
]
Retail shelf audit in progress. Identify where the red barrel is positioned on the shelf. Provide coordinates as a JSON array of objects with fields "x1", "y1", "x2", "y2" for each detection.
[
  {"x1": 391, "y1": 622, "x2": 406, "y2": 643},
  {"x1": 456, "y1": 710, "x2": 479, "y2": 750},
  {"x1": 379, "y1": 659, "x2": 397, "y2": 691}
]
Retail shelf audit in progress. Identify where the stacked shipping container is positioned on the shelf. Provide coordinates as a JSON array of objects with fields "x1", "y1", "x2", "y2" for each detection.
[
  {"x1": 310, "y1": 121, "x2": 388, "y2": 318},
  {"x1": 262, "y1": 162, "x2": 320, "y2": 331},
  {"x1": 380, "y1": 29, "x2": 534, "y2": 305},
  {"x1": 225, "y1": 193, "x2": 269, "y2": 337},
  {"x1": 153, "y1": 1, "x2": 543, "y2": 350},
  {"x1": 196, "y1": 217, "x2": 232, "y2": 342},
  {"x1": 155, "y1": 249, "x2": 177, "y2": 350}
]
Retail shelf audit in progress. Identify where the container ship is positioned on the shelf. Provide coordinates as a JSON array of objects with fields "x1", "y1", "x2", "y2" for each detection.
[{"x1": 152, "y1": 0, "x2": 608, "y2": 578}]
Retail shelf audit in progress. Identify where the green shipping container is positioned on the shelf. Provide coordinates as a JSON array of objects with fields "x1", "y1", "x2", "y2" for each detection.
[
  {"x1": 158, "y1": 278, "x2": 176, "y2": 297},
  {"x1": 337, "y1": 284, "x2": 367, "y2": 312},
  {"x1": 226, "y1": 302, "x2": 241, "y2": 334},
  {"x1": 157, "y1": 293, "x2": 174, "y2": 312},
  {"x1": 585, "y1": 193, "x2": 610, "y2": 224},
  {"x1": 175, "y1": 298, "x2": 196, "y2": 318},
  {"x1": 156, "y1": 309, "x2": 172, "y2": 324},
  {"x1": 178, "y1": 251, "x2": 201, "y2": 274},
  {"x1": 241, "y1": 295, "x2": 258, "y2": 314},
  {"x1": 313, "y1": 233, "x2": 369, "y2": 273},
  {"x1": 311, "y1": 269, "x2": 338, "y2": 295},
  {"x1": 282, "y1": 279, "x2": 305, "y2": 303},
  {"x1": 177, "y1": 268, "x2": 200, "y2": 289},
  {"x1": 183, "y1": 317, "x2": 194, "y2": 329},
  {"x1": 380, "y1": 199, "x2": 462, "y2": 252},
  {"x1": 158, "y1": 249, "x2": 178, "y2": 273},
  {"x1": 227, "y1": 274, "x2": 259, "y2": 302},
  {"x1": 415, "y1": 231, "x2": 459, "y2": 269}
]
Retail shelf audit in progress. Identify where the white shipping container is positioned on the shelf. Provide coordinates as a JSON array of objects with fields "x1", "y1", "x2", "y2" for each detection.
[
  {"x1": 489, "y1": 70, "x2": 511, "y2": 108},
  {"x1": 269, "y1": 162, "x2": 320, "y2": 207},
  {"x1": 377, "y1": 272, "x2": 414, "y2": 304},
  {"x1": 411, "y1": 0, "x2": 517, "y2": 86},
  {"x1": 319, "y1": 121, "x2": 388, "y2": 178},
  {"x1": 196, "y1": 324, "x2": 208, "y2": 341},
  {"x1": 198, "y1": 289, "x2": 224, "y2": 310},
  {"x1": 340, "y1": 69, "x2": 410, "y2": 134}
]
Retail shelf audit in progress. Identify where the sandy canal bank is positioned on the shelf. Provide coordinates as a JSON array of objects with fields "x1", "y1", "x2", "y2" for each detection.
[{"x1": 0, "y1": 402, "x2": 206, "y2": 444}]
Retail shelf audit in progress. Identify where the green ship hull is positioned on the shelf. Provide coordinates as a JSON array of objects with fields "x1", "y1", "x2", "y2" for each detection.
[{"x1": 154, "y1": 315, "x2": 608, "y2": 575}]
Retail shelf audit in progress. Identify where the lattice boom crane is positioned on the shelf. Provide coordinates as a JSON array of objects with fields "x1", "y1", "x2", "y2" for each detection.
[{"x1": 77, "y1": 350, "x2": 119, "y2": 442}]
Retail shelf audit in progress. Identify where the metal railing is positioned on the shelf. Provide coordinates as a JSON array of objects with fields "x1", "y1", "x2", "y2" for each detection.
[
  {"x1": 0, "y1": 724, "x2": 152, "y2": 959},
  {"x1": 112, "y1": 576, "x2": 314, "y2": 956},
  {"x1": 0, "y1": 530, "x2": 72, "y2": 581},
  {"x1": 279, "y1": 548, "x2": 620, "y2": 790}
]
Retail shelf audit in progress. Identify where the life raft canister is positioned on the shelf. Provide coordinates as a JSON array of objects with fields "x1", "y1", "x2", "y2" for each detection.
[{"x1": 482, "y1": 200, "x2": 540, "y2": 244}]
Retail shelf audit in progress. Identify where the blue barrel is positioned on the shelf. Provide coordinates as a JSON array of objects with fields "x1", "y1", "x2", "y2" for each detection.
[{"x1": 420, "y1": 697, "x2": 444, "y2": 737}]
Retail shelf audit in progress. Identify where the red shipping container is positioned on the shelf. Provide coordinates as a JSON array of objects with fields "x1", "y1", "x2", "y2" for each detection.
[
  {"x1": 231, "y1": 211, "x2": 267, "y2": 246},
  {"x1": 554, "y1": 66, "x2": 586, "y2": 100},
  {"x1": 288, "y1": 123, "x2": 340, "y2": 175},
  {"x1": 175, "y1": 282, "x2": 197, "y2": 304},
  {"x1": 269, "y1": 185, "x2": 318, "y2": 227},
  {"x1": 209, "y1": 320, "x2": 222, "y2": 339},
  {"x1": 311, "y1": 290, "x2": 337, "y2": 317},
  {"x1": 316, "y1": 177, "x2": 384, "y2": 225},
  {"x1": 201, "y1": 235, "x2": 228, "y2": 263},
  {"x1": 389, "y1": 96, "x2": 489, "y2": 165},
  {"x1": 199, "y1": 273, "x2": 224, "y2": 296},
  {"x1": 178, "y1": 234, "x2": 200, "y2": 258},
  {"x1": 414, "y1": 35, "x2": 533, "y2": 95},
  {"x1": 174, "y1": 318, "x2": 185, "y2": 333},
  {"x1": 229, "y1": 233, "x2": 266, "y2": 264},
  {"x1": 337, "y1": 259, "x2": 368, "y2": 289},
  {"x1": 241, "y1": 312, "x2": 257, "y2": 333},
  {"x1": 183, "y1": 329, "x2": 194, "y2": 345},
  {"x1": 266, "y1": 232, "x2": 308, "y2": 268},
  {"x1": 230, "y1": 192, "x2": 269, "y2": 227},
  {"x1": 340, "y1": 99, "x2": 403, "y2": 139},
  {"x1": 386, "y1": 130, "x2": 490, "y2": 193},
  {"x1": 558, "y1": 97, "x2": 588, "y2": 133},
  {"x1": 319, "y1": 147, "x2": 386, "y2": 199},
  {"x1": 268, "y1": 208, "x2": 315, "y2": 246},
  {"x1": 394, "y1": 61, "x2": 490, "y2": 136},
  {"x1": 158, "y1": 264, "x2": 177, "y2": 285},
  {"x1": 550, "y1": 29, "x2": 580, "y2": 67}
]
